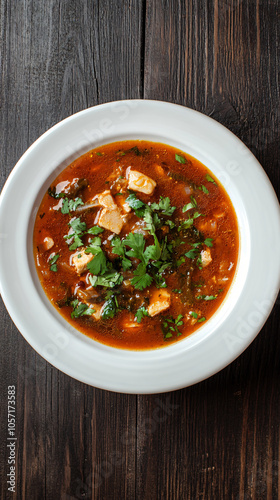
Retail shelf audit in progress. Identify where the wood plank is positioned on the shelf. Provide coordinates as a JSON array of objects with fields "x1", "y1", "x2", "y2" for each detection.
[
  {"x1": 138, "y1": 0, "x2": 280, "y2": 498},
  {"x1": 0, "y1": 0, "x2": 144, "y2": 498}
]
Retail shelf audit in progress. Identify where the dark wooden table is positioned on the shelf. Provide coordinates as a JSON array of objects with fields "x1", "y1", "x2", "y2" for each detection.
[{"x1": 1, "y1": 1, "x2": 279, "y2": 499}]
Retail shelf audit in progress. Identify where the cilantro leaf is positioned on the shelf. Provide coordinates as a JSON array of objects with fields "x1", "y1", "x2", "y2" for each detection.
[
  {"x1": 89, "y1": 272, "x2": 123, "y2": 288},
  {"x1": 151, "y1": 196, "x2": 176, "y2": 216},
  {"x1": 144, "y1": 244, "x2": 161, "y2": 262},
  {"x1": 111, "y1": 237, "x2": 132, "y2": 270},
  {"x1": 61, "y1": 198, "x2": 70, "y2": 214},
  {"x1": 204, "y1": 238, "x2": 213, "y2": 247},
  {"x1": 61, "y1": 197, "x2": 84, "y2": 214},
  {"x1": 196, "y1": 295, "x2": 217, "y2": 301},
  {"x1": 161, "y1": 314, "x2": 184, "y2": 338},
  {"x1": 185, "y1": 248, "x2": 198, "y2": 259},
  {"x1": 131, "y1": 263, "x2": 153, "y2": 290},
  {"x1": 190, "y1": 311, "x2": 198, "y2": 318},
  {"x1": 123, "y1": 233, "x2": 146, "y2": 261},
  {"x1": 178, "y1": 217, "x2": 194, "y2": 231},
  {"x1": 69, "y1": 218, "x2": 87, "y2": 233},
  {"x1": 87, "y1": 226, "x2": 104, "y2": 235},
  {"x1": 175, "y1": 153, "x2": 186, "y2": 164},
  {"x1": 182, "y1": 202, "x2": 194, "y2": 213},
  {"x1": 122, "y1": 258, "x2": 132, "y2": 271},
  {"x1": 69, "y1": 234, "x2": 84, "y2": 250},
  {"x1": 85, "y1": 237, "x2": 102, "y2": 251},
  {"x1": 71, "y1": 300, "x2": 95, "y2": 318},
  {"x1": 101, "y1": 296, "x2": 118, "y2": 319},
  {"x1": 201, "y1": 185, "x2": 209, "y2": 194},
  {"x1": 87, "y1": 251, "x2": 108, "y2": 275},
  {"x1": 205, "y1": 174, "x2": 217, "y2": 185},
  {"x1": 134, "y1": 306, "x2": 149, "y2": 323},
  {"x1": 111, "y1": 236, "x2": 125, "y2": 257},
  {"x1": 126, "y1": 193, "x2": 146, "y2": 217},
  {"x1": 49, "y1": 253, "x2": 60, "y2": 272},
  {"x1": 48, "y1": 187, "x2": 66, "y2": 199},
  {"x1": 182, "y1": 197, "x2": 197, "y2": 213}
]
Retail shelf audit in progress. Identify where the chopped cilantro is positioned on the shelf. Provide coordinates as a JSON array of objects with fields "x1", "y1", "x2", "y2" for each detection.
[
  {"x1": 69, "y1": 217, "x2": 87, "y2": 234},
  {"x1": 87, "y1": 251, "x2": 108, "y2": 275},
  {"x1": 111, "y1": 236, "x2": 125, "y2": 256},
  {"x1": 131, "y1": 263, "x2": 153, "y2": 290},
  {"x1": 87, "y1": 226, "x2": 104, "y2": 235},
  {"x1": 197, "y1": 295, "x2": 217, "y2": 301},
  {"x1": 102, "y1": 296, "x2": 118, "y2": 320},
  {"x1": 49, "y1": 253, "x2": 60, "y2": 272},
  {"x1": 205, "y1": 174, "x2": 217, "y2": 185},
  {"x1": 69, "y1": 235, "x2": 84, "y2": 251},
  {"x1": 124, "y1": 232, "x2": 146, "y2": 261},
  {"x1": 48, "y1": 187, "x2": 66, "y2": 199},
  {"x1": 64, "y1": 218, "x2": 87, "y2": 250},
  {"x1": 175, "y1": 153, "x2": 186, "y2": 164},
  {"x1": 70, "y1": 300, "x2": 95, "y2": 318},
  {"x1": 182, "y1": 202, "x2": 194, "y2": 213},
  {"x1": 151, "y1": 196, "x2": 176, "y2": 216},
  {"x1": 126, "y1": 193, "x2": 146, "y2": 216},
  {"x1": 176, "y1": 256, "x2": 186, "y2": 267},
  {"x1": 196, "y1": 254, "x2": 202, "y2": 270},
  {"x1": 204, "y1": 238, "x2": 213, "y2": 247},
  {"x1": 190, "y1": 311, "x2": 198, "y2": 319},
  {"x1": 197, "y1": 317, "x2": 206, "y2": 323},
  {"x1": 95, "y1": 152, "x2": 103, "y2": 156},
  {"x1": 201, "y1": 185, "x2": 209, "y2": 194},
  {"x1": 89, "y1": 272, "x2": 123, "y2": 288},
  {"x1": 61, "y1": 197, "x2": 84, "y2": 214},
  {"x1": 162, "y1": 314, "x2": 184, "y2": 338},
  {"x1": 135, "y1": 306, "x2": 149, "y2": 323},
  {"x1": 185, "y1": 248, "x2": 198, "y2": 259},
  {"x1": 144, "y1": 243, "x2": 161, "y2": 262},
  {"x1": 111, "y1": 236, "x2": 132, "y2": 270}
]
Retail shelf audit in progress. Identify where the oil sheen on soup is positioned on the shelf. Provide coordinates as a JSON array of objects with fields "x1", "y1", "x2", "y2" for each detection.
[{"x1": 33, "y1": 141, "x2": 239, "y2": 350}]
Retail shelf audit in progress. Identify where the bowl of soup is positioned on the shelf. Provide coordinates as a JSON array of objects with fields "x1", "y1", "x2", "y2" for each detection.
[{"x1": 0, "y1": 100, "x2": 279, "y2": 393}]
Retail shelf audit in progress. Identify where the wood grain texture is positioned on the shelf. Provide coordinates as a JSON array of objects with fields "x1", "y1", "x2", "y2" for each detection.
[{"x1": 0, "y1": 0, "x2": 279, "y2": 499}]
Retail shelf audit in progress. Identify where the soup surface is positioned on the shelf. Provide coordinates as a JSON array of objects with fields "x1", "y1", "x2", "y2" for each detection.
[{"x1": 34, "y1": 141, "x2": 239, "y2": 349}]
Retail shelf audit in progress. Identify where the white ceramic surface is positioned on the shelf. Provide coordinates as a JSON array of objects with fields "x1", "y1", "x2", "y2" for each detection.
[{"x1": 0, "y1": 100, "x2": 279, "y2": 394}]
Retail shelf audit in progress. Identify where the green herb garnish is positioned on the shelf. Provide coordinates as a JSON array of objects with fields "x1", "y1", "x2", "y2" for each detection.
[
  {"x1": 61, "y1": 197, "x2": 84, "y2": 214},
  {"x1": 175, "y1": 154, "x2": 186, "y2": 164},
  {"x1": 70, "y1": 299, "x2": 95, "y2": 318},
  {"x1": 205, "y1": 174, "x2": 217, "y2": 185},
  {"x1": 135, "y1": 306, "x2": 149, "y2": 323},
  {"x1": 49, "y1": 253, "x2": 60, "y2": 272},
  {"x1": 196, "y1": 295, "x2": 217, "y2": 301},
  {"x1": 162, "y1": 314, "x2": 184, "y2": 338}
]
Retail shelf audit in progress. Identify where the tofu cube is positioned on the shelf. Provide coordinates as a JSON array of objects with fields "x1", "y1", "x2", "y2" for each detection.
[
  {"x1": 201, "y1": 248, "x2": 212, "y2": 268},
  {"x1": 72, "y1": 249, "x2": 94, "y2": 275},
  {"x1": 90, "y1": 303, "x2": 104, "y2": 321},
  {"x1": 116, "y1": 196, "x2": 131, "y2": 213},
  {"x1": 128, "y1": 170, "x2": 156, "y2": 195},
  {"x1": 97, "y1": 190, "x2": 117, "y2": 209},
  {"x1": 39, "y1": 236, "x2": 54, "y2": 252},
  {"x1": 148, "y1": 289, "x2": 171, "y2": 317},
  {"x1": 98, "y1": 207, "x2": 124, "y2": 234}
]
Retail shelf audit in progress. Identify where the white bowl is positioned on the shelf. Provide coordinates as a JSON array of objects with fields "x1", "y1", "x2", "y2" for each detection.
[{"x1": 0, "y1": 100, "x2": 280, "y2": 394}]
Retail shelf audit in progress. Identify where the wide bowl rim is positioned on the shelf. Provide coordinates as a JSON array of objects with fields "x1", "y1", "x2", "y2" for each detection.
[{"x1": 0, "y1": 99, "x2": 279, "y2": 394}]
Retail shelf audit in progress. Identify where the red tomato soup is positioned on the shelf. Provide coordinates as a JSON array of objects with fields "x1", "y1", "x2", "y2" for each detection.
[{"x1": 33, "y1": 141, "x2": 239, "y2": 350}]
